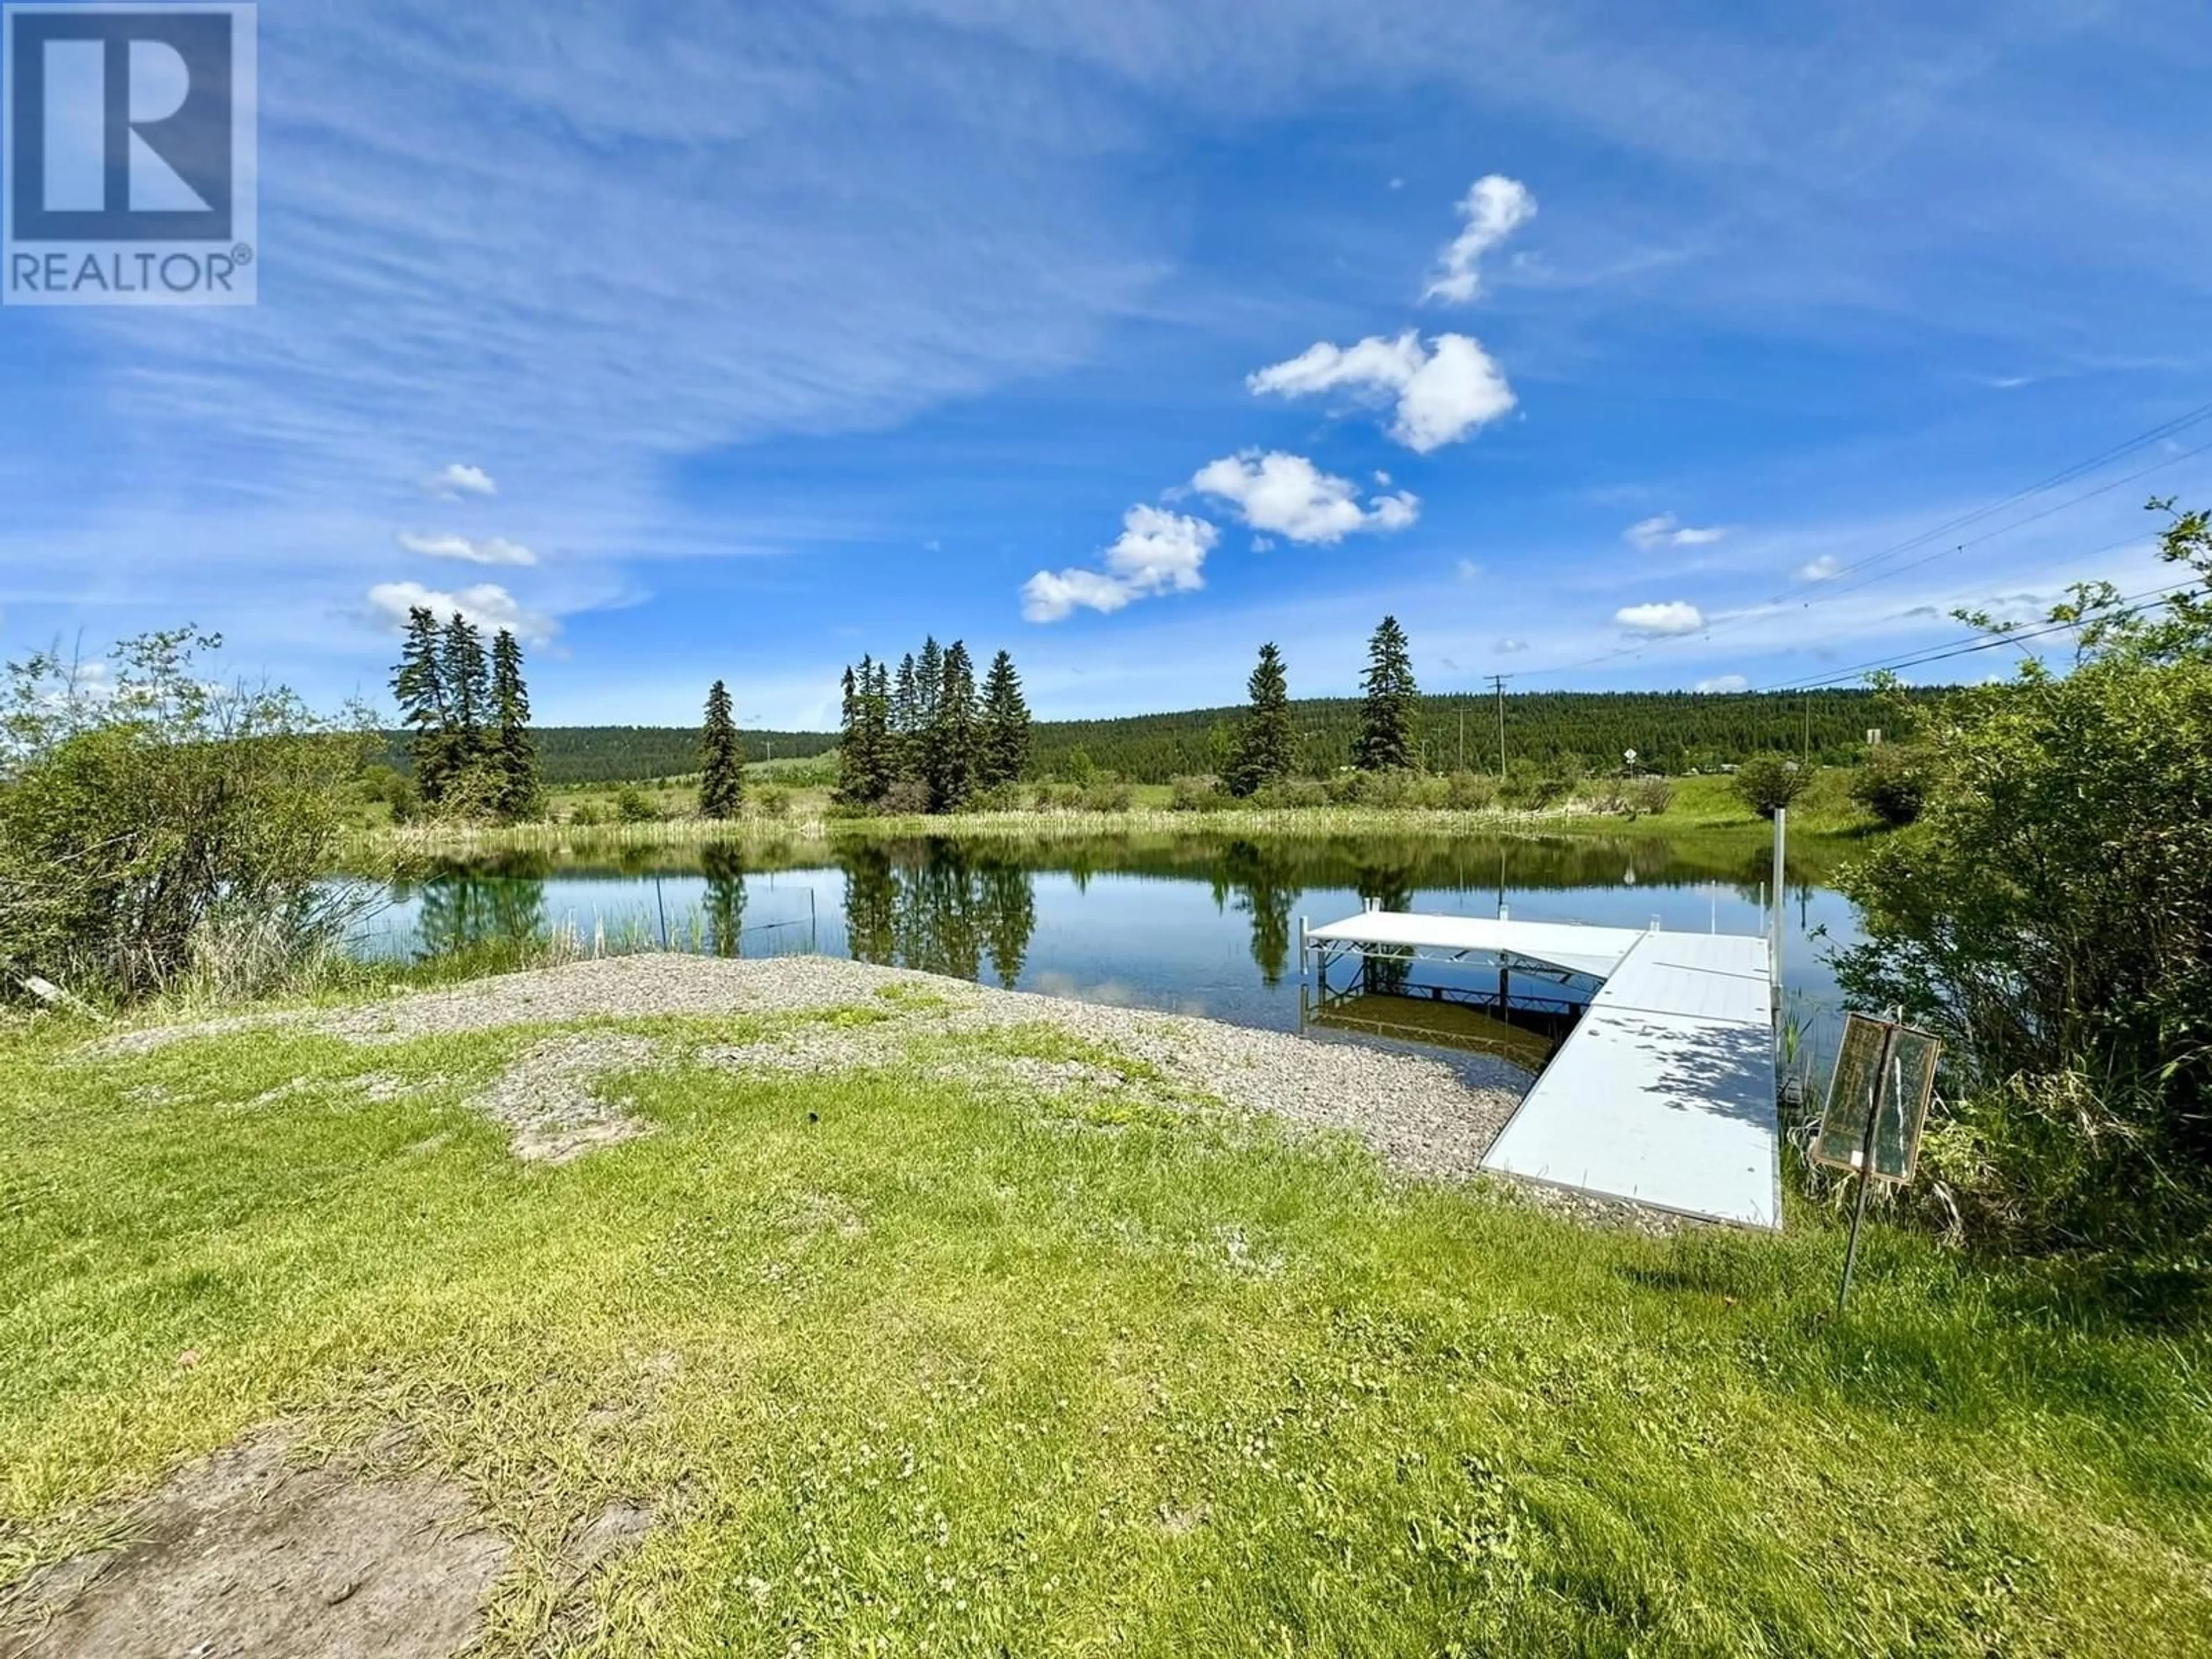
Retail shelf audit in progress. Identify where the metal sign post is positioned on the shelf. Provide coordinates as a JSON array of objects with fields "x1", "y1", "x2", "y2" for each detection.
[{"x1": 1812, "y1": 1009, "x2": 1941, "y2": 1317}]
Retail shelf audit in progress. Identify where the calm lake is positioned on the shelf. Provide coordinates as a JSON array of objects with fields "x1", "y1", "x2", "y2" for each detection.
[{"x1": 354, "y1": 831, "x2": 1863, "y2": 1078}]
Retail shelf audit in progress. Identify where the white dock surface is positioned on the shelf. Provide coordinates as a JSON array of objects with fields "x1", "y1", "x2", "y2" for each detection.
[
  {"x1": 1306, "y1": 912, "x2": 1779, "y2": 1228},
  {"x1": 1480, "y1": 930, "x2": 1778, "y2": 1228},
  {"x1": 1305, "y1": 912, "x2": 1647, "y2": 980}
]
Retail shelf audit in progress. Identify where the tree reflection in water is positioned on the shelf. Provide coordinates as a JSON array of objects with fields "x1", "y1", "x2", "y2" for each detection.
[{"x1": 840, "y1": 839, "x2": 1038, "y2": 987}]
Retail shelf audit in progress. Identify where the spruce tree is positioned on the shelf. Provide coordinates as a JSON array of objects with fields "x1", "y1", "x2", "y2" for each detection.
[
  {"x1": 440, "y1": 613, "x2": 492, "y2": 786},
  {"x1": 978, "y1": 649, "x2": 1032, "y2": 789},
  {"x1": 699, "y1": 679, "x2": 744, "y2": 819},
  {"x1": 927, "y1": 640, "x2": 979, "y2": 811},
  {"x1": 391, "y1": 606, "x2": 452, "y2": 805},
  {"x1": 1227, "y1": 642, "x2": 1295, "y2": 798},
  {"x1": 1355, "y1": 615, "x2": 1419, "y2": 772},
  {"x1": 488, "y1": 629, "x2": 541, "y2": 821},
  {"x1": 891, "y1": 653, "x2": 921, "y2": 787}
]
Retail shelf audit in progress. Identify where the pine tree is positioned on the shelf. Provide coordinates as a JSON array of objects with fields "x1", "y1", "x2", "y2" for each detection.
[
  {"x1": 440, "y1": 613, "x2": 492, "y2": 785},
  {"x1": 891, "y1": 653, "x2": 921, "y2": 786},
  {"x1": 488, "y1": 629, "x2": 541, "y2": 822},
  {"x1": 978, "y1": 649, "x2": 1032, "y2": 790},
  {"x1": 1355, "y1": 615, "x2": 1419, "y2": 772},
  {"x1": 391, "y1": 606, "x2": 453, "y2": 805},
  {"x1": 1227, "y1": 642, "x2": 1295, "y2": 798},
  {"x1": 927, "y1": 640, "x2": 979, "y2": 811},
  {"x1": 699, "y1": 679, "x2": 744, "y2": 819},
  {"x1": 914, "y1": 636, "x2": 945, "y2": 786}
]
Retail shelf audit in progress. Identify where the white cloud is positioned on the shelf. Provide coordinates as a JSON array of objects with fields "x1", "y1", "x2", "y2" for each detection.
[
  {"x1": 1797, "y1": 554, "x2": 1840, "y2": 581},
  {"x1": 422, "y1": 463, "x2": 496, "y2": 500},
  {"x1": 365, "y1": 581, "x2": 558, "y2": 644},
  {"x1": 1456, "y1": 559, "x2": 1482, "y2": 582},
  {"x1": 1495, "y1": 637, "x2": 1529, "y2": 654},
  {"x1": 1615, "y1": 601, "x2": 1707, "y2": 637},
  {"x1": 1248, "y1": 331, "x2": 1514, "y2": 452},
  {"x1": 1424, "y1": 175, "x2": 1536, "y2": 304},
  {"x1": 1696, "y1": 673, "x2": 1749, "y2": 693},
  {"x1": 1191, "y1": 450, "x2": 1420, "y2": 543},
  {"x1": 1625, "y1": 513, "x2": 1728, "y2": 552},
  {"x1": 397, "y1": 531, "x2": 537, "y2": 567},
  {"x1": 1021, "y1": 506, "x2": 1219, "y2": 623}
]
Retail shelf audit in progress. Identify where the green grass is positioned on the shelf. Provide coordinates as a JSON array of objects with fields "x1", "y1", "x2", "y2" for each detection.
[{"x1": 5, "y1": 1002, "x2": 2206, "y2": 1655}]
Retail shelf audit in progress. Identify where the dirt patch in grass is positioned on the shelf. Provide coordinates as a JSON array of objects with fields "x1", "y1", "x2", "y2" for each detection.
[
  {"x1": 0, "y1": 1431, "x2": 508, "y2": 1659},
  {"x1": 467, "y1": 1033, "x2": 665, "y2": 1163}
]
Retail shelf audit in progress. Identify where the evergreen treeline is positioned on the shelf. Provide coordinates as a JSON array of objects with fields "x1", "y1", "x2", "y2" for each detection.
[
  {"x1": 390, "y1": 608, "x2": 543, "y2": 820},
  {"x1": 1038, "y1": 685, "x2": 1929, "y2": 781},
  {"x1": 833, "y1": 638, "x2": 1032, "y2": 812}
]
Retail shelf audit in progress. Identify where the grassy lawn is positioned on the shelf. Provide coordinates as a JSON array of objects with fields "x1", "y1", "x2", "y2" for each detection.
[{"x1": 5, "y1": 999, "x2": 2206, "y2": 1655}]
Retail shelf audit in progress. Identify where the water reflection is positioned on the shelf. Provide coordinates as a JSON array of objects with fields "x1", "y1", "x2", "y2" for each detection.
[
  {"x1": 358, "y1": 830, "x2": 1858, "y2": 1056},
  {"x1": 843, "y1": 840, "x2": 1039, "y2": 987}
]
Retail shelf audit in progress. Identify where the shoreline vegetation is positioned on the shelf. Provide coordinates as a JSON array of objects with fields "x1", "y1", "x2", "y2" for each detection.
[{"x1": 356, "y1": 771, "x2": 1879, "y2": 860}]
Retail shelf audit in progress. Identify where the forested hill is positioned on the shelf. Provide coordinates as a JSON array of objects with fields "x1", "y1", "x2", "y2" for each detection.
[
  {"x1": 381, "y1": 726, "x2": 840, "y2": 786},
  {"x1": 1029, "y1": 688, "x2": 1931, "y2": 781},
  {"x1": 393, "y1": 688, "x2": 1934, "y2": 786}
]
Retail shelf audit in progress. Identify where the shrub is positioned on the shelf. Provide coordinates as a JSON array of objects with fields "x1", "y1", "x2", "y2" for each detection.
[
  {"x1": 1324, "y1": 771, "x2": 1362, "y2": 806},
  {"x1": 1731, "y1": 755, "x2": 1808, "y2": 820},
  {"x1": 613, "y1": 785, "x2": 661, "y2": 823},
  {"x1": 1169, "y1": 775, "x2": 1226, "y2": 812},
  {"x1": 1835, "y1": 506, "x2": 2212, "y2": 1253},
  {"x1": 1351, "y1": 768, "x2": 1421, "y2": 809},
  {"x1": 1075, "y1": 781, "x2": 1132, "y2": 812},
  {"x1": 1499, "y1": 759, "x2": 1563, "y2": 810},
  {"x1": 755, "y1": 785, "x2": 792, "y2": 821},
  {"x1": 1850, "y1": 745, "x2": 1931, "y2": 828},
  {"x1": 880, "y1": 777, "x2": 934, "y2": 816},
  {"x1": 1253, "y1": 778, "x2": 1328, "y2": 810},
  {"x1": 1441, "y1": 771, "x2": 1499, "y2": 811},
  {"x1": 1626, "y1": 775, "x2": 1674, "y2": 819},
  {"x1": 0, "y1": 630, "x2": 377, "y2": 1002}
]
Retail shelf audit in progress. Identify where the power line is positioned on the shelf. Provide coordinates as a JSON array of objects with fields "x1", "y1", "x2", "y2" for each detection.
[
  {"x1": 1755, "y1": 579, "x2": 2198, "y2": 694},
  {"x1": 1510, "y1": 402, "x2": 2212, "y2": 683}
]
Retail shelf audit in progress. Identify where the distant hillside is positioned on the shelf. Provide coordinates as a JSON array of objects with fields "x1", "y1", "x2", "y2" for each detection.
[
  {"x1": 386, "y1": 688, "x2": 1930, "y2": 787},
  {"x1": 380, "y1": 725, "x2": 839, "y2": 786}
]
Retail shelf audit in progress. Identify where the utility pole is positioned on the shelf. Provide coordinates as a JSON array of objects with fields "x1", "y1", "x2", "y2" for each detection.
[{"x1": 1488, "y1": 676, "x2": 1509, "y2": 777}]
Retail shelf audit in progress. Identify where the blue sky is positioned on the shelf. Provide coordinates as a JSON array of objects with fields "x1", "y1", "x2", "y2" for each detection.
[{"x1": 5, "y1": 0, "x2": 2211, "y2": 727}]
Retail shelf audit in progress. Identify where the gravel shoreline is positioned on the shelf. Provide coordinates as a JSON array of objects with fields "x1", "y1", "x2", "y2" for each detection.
[{"x1": 78, "y1": 954, "x2": 1681, "y2": 1228}]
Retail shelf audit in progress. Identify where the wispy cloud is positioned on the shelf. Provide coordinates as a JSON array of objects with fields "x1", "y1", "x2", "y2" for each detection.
[
  {"x1": 1695, "y1": 673, "x2": 1749, "y2": 692},
  {"x1": 1191, "y1": 452, "x2": 1418, "y2": 543},
  {"x1": 1248, "y1": 332, "x2": 1515, "y2": 452},
  {"x1": 397, "y1": 532, "x2": 537, "y2": 567},
  {"x1": 1626, "y1": 514, "x2": 1728, "y2": 552},
  {"x1": 363, "y1": 581, "x2": 558, "y2": 645},
  {"x1": 1424, "y1": 175, "x2": 1536, "y2": 304},
  {"x1": 422, "y1": 463, "x2": 497, "y2": 500},
  {"x1": 1796, "y1": 554, "x2": 1840, "y2": 581}
]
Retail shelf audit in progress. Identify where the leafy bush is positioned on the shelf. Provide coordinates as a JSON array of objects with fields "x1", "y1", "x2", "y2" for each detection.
[
  {"x1": 1253, "y1": 778, "x2": 1329, "y2": 809},
  {"x1": 1350, "y1": 768, "x2": 1422, "y2": 809},
  {"x1": 1169, "y1": 774, "x2": 1227, "y2": 812},
  {"x1": 882, "y1": 778, "x2": 935, "y2": 816},
  {"x1": 754, "y1": 785, "x2": 792, "y2": 821},
  {"x1": 1835, "y1": 506, "x2": 2212, "y2": 1254},
  {"x1": 566, "y1": 800, "x2": 607, "y2": 827},
  {"x1": 1849, "y1": 745, "x2": 1931, "y2": 828},
  {"x1": 1443, "y1": 770, "x2": 1499, "y2": 811},
  {"x1": 0, "y1": 630, "x2": 377, "y2": 1002},
  {"x1": 1626, "y1": 775, "x2": 1674, "y2": 819},
  {"x1": 613, "y1": 785, "x2": 661, "y2": 823},
  {"x1": 1731, "y1": 755, "x2": 1808, "y2": 820},
  {"x1": 1075, "y1": 781, "x2": 1133, "y2": 812},
  {"x1": 1499, "y1": 759, "x2": 1563, "y2": 810}
]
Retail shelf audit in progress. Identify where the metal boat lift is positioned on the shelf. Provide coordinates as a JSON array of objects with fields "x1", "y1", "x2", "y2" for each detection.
[{"x1": 1300, "y1": 904, "x2": 1781, "y2": 1229}]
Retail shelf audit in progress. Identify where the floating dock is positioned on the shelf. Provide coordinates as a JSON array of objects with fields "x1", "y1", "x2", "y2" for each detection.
[{"x1": 1302, "y1": 910, "x2": 1780, "y2": 1229}]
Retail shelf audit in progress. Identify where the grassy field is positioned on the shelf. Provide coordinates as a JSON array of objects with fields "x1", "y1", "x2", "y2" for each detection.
[{"x1": 3, "y1": 983, "x2": 2208, "y2": 1655}]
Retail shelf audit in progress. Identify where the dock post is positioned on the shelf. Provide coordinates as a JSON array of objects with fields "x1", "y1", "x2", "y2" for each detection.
[
  {"x1": 1771, "y1": 806, "x2": 1788, "y2": 1059},
  {"x1": 1298, "y1": 914, "x2": 1308, "y2": 983}
]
